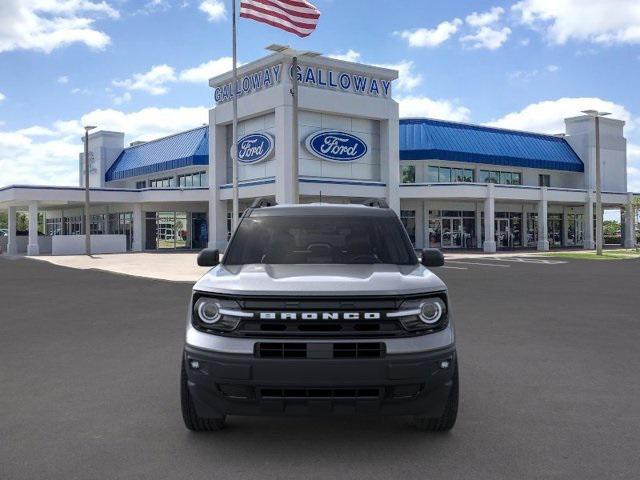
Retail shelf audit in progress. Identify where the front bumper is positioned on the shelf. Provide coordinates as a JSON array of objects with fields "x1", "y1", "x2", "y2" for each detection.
[{"x1": 183, "y1": 343, "x2": 457, "y2": 418}]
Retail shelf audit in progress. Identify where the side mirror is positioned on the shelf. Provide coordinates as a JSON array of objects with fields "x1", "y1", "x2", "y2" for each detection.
[
  {"x1": 421, "y1": 248, "x2": 445, "y2": 267},
  {"x1": 197, "y1": 248, "x2": 220, "y2": 267}
]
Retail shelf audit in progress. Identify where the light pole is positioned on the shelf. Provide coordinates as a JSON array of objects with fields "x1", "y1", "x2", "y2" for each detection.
[
  {"x1": 581, "y1": 110, "x2": 610, "y2": 256},
  {"x1": 83, "y1": 125, "x2": 96, "y2": 255},
  {"x1": 266, "y1": 44, "x2": 320, "y2": 204}
]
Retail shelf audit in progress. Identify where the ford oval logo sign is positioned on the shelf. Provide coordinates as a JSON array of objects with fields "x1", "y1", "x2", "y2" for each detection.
[
  {"x1": 234, "y1": 133, "x2": 274, "y2": 164},
  {"x1": 305, "y1": 131, "x2": 368, "y2": 163}
]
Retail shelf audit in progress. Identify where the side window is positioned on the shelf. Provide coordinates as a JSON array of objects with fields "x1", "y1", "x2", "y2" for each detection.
[
  {"x1": 401, "y1": 165, "x2": 416, "y2": 184},
  {"x1": 427, "y1": 166, "x2": 439, "y2": 183},
  {"x1": 539, "y1": 174, "x2": 550, "y2": 187}
]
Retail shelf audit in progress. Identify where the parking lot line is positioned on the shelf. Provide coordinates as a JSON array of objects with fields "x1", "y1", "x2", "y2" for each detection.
[
  {"x1": 443, "y1": 265, "x2": 468, "y2": 270},
  {"x1": 447, "y1": 261, "x2": 510, "y2": 268},
  {"x1": 488, "y1": 257, "x2": 568, "y2": 265}
]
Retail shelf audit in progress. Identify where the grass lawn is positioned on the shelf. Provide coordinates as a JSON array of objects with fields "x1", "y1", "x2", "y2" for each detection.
[{"x1": 544, "y1": 249, "x2": 640, "y2": 260}]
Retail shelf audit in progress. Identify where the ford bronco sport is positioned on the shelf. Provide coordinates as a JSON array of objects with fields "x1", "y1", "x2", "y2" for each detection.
[{"x1": 181, "y1": 199, "x2": 458, "y2": 431}]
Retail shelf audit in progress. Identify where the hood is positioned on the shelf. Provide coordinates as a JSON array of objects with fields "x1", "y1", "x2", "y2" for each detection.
[{"x1": 193, "y1": 263, "x2": 447, "y2": 296}]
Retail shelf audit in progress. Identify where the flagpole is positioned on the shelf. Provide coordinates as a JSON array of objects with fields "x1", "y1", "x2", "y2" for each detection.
[
  {"x1": 291, "y1": 55, "x2": 299, "y2": 204},
  {"x1": 231, "y1": 0, "x2": 240, "y2": 230}
]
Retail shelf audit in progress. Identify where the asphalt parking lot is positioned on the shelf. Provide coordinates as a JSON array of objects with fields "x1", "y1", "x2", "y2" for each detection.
[{"x1": 1, "y1": 256, "x2": 639, "y2": 480}]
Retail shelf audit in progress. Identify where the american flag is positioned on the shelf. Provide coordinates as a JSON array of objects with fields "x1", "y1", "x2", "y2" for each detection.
[{"x1": 240, "y1": 0, "x2": 321, "y2": 38}]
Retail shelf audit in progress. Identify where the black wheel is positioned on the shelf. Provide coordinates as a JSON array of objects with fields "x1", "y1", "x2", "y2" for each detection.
[
  {"x1": 181, "y1": 360, "x2": 226, "y2": 432},
  {"x1": 413, "y1": 363, "x2": 459, "y2": 432}
]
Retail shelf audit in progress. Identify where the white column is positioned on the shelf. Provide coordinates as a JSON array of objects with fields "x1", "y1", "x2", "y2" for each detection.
[
  {"x1": 584, "y1": 195, "x2": 595, "y2": 249},
  {"x1": 475, "y1": 202, "x2": 483, "y2": 249},
  {"x1": 422, "y1": 199, "x2": 429, "y2": 249},
  {"x1": 624, "y1": 193, "x2": 636, "y2": 248},
  {"x1": 209, "y1": 117, "x2": 230, "y2": 251},
  {"x1": 537, "y1": 187, "x2": 549, "y2": 251},
  {"x1": 274, "y1": 104, "x2": 295, "y2": 204},
  {"x1": 414, "y1": 201, "x2": 424, "y2": 250},
  {"x1": 562, "y1": 207, "x2": 569, "y2": 247},
  {"x1": 132, "y1": 204, "x2": 143, "y2": 252},
  {"x1": 381, "y1": 117, "x2": 400, "y2": 214},
  {"x1": 7, "y1": 206, "x2": 17, "y2": 255},
  {"x1": 483, "y1": 185, "x2": 496, "y2": 253},
  {"x1": 27, "y1": 203, "x2": 40, "y2": 256}
]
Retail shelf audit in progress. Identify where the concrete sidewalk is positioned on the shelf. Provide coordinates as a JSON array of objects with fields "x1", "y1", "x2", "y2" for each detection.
[
  {"x1": 19, "y1": 249, "x2": 568, "y2": 283},
  {"x1": 27, "y1": 252, "x2": 209, "y2": 282}
]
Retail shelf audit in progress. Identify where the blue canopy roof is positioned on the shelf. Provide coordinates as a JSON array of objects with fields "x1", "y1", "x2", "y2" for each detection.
[
  {"x1": 399, "y1": 118, "x2": 584, "y2": 172},
  {"x1": 105, "y1": 126, "x2": 209, "y2": 181}
]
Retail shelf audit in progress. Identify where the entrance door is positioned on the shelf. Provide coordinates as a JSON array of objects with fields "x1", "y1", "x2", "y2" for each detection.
[
  {"x1": 495, "y1": 218, "x2": 513, "y2": 249},
  {"x1": 441, "y1": 218, "x2": 463, "y2": 248}
]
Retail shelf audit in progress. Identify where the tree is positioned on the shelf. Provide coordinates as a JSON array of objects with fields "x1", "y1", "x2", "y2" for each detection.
[{"x1": 0, "y1": 211, "x2": 6, "y2": 230}]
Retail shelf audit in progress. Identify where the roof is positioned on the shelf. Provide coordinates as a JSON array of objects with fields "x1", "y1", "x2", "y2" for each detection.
[
  {"x1": 250, "y1": 204, "x2": 394, "y2": 217},
  {"x1": 399, "y1": 118, "x2": 584, "y2": 172},
  {"x1": 105, "y1": 126, "x2": 209, "y2": 181}
]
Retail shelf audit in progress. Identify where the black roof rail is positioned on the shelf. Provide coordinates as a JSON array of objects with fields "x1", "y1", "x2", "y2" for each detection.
[
  {"x1": 362, "y1": 198, "x2": 389, "y2": 209},
  {"x1": 250, "y1": 197, "x2": 277, "y2": 209}
]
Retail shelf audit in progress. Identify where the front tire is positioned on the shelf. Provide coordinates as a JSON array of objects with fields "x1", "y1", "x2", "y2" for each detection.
[
  {"x1": 413, "y1": 363, "x2": 459, "y2": 432},
  {"x1": 181, "y1": 360, "x2": 226, "y2": 432}
]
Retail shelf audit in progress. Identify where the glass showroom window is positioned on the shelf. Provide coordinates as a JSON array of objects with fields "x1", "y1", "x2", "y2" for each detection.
[
  {"x1": 401, "y1": 165, "x2": 416, "y2": 184},
  {"x1": 400, "y1": 210, "x2": 416, "y2": 244},
  {"x1": 109, "y1": 212, "x2": 133, "y2": 250},
  {"x1": 64, "y1": 216, "x2": 83, "y2": 235},
  {"x1": 480, "y1": 170, "x2": 521, "y2": 185},
  {"x1": 46, "y1": 218, "x2": 63, "y2": 236},
  {"x1": 427, "y1": 166, "x2": 473, "y2": 183},
  {"x1": 539, "y1": 174, "x2": 550, "y2": 187},
  {"x1": 178, "y1": 171, "x2": 207, "y2": 188},
  {"x1": 90, "y1": 214, "x2": 106, "y2": 235},
  {"x1": 135, "y1": 180, "x2": 147, "y2": 189},
  {"x1": 149, "y1": 177, "x2": 175, "y2": 188}
]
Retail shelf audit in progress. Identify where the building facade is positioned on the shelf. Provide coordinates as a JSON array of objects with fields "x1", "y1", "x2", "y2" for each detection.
[{"x1": 0, "y1": 53, "x2": 637, "y2": 256}]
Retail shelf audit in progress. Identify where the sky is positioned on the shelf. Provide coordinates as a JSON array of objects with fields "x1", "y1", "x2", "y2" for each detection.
[{"x1": 1, "y1": 0, "x2": 640, "y2": 197}]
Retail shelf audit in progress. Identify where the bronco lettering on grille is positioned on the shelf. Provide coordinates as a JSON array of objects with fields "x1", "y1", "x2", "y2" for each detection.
[{"x1": 258, "y1": 312, "x2": 381, "y2": 320}]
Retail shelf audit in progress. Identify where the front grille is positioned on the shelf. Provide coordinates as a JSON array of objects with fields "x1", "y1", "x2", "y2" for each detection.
[
  {"x1": 256, "y1": 342, "x2": 385, "y2": 359},
  {"x1": 259, "y1": 387, "x2": 383, "y2": 399},
  {"x1": 237, "y1": 319, "x2": 405, "y2": 338},
  {"x1": 257, "y1": 343, "x2": 307, "y2": 358},
  {"x1": 333, "y1": 343, "x2": 384, "y2": 358}
]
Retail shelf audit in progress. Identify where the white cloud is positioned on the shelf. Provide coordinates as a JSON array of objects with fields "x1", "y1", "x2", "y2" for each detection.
[
  {"x1": 179, "y1": 57, "x2": 234, "y2": 82},
  {"x1": 112, "y1": 57, "x2": 235, "y2": 97},
  {"x1": 0, "y1": 0, "x2": 119, "y2": 54},
  {"x1": 0, "y1": 106, "x2": 209, "y2": 187},
  {"x1": 57, "y1": 75, "x2": 69, "y2": 84},
  {"x1": 486, "y1": 97, "x2": 635, "y2": 134},
  {"x1": 513, "y1": 0, "x2": 640, "y2": 45},
  {"x1": 326, "y1": 53, "x2": 422, "y2": 93},
  {"x1": 0, "y1": 92, "x2": 5, "y2": 102},
  {"x1": 398, "y1": 96, "x2": 471, "y2": 122},
  {"x1": 199, "y1": 0, "x2": 226, "y2": 21},
  {"x1": 373, "y1": 60, "x2": 422, "y2": 93},
  {"x1": 113, "y1": 91, "x2": 132, "y2": 105},
  {"x1": 328, "y1": 50, "x2": 362, "y2": 63},
  {"x1": 113, "y1": 64, "x2": 177, "y2": 95},
  {"x1": 508, "y1": 65, "x2": 560, "y2": 81},
  {"x1": 461, "y1": 26, "x2": 511, "y2": 50},
  {"x1": 520, "y1": 38, "x2": 531, "y2": 46},
  {"x1": 466, "y1": 7, "x2": 504, "y2": 27},
  {"x1": 396, "y1": 19, "x2": 463, "y2": 48}
]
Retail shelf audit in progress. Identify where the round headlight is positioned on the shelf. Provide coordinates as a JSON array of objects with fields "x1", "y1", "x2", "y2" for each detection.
[
  {"x1": 197, "y1": 299, "x2": 221, "y2": 324},
  {"x1": 419, "y1": 299, "x2": 444, "y2": 324}
]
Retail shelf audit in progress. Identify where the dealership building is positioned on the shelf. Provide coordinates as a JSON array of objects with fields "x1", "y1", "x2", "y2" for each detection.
[{"x1": 0, "y1": 52, "x2": 637, "y2": 256}]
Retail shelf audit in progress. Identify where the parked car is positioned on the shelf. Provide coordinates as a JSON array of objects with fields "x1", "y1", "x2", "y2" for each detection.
[{"x1": 181, "y1": 199, "x2": 457, "y2": 432}]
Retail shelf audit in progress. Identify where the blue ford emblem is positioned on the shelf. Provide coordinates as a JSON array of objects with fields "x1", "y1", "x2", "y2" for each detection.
[
  {"x1": 305, "y1": 131, "x2": 368, "y2": 162},
  {"x1": 235, "y1": 133, "x2": 274, "y2": 164}
]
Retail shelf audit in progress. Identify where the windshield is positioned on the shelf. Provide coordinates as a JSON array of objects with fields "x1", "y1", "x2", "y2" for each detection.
[{"x1": 223, "y1": 214, "x2": 417, "y2": 265}]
